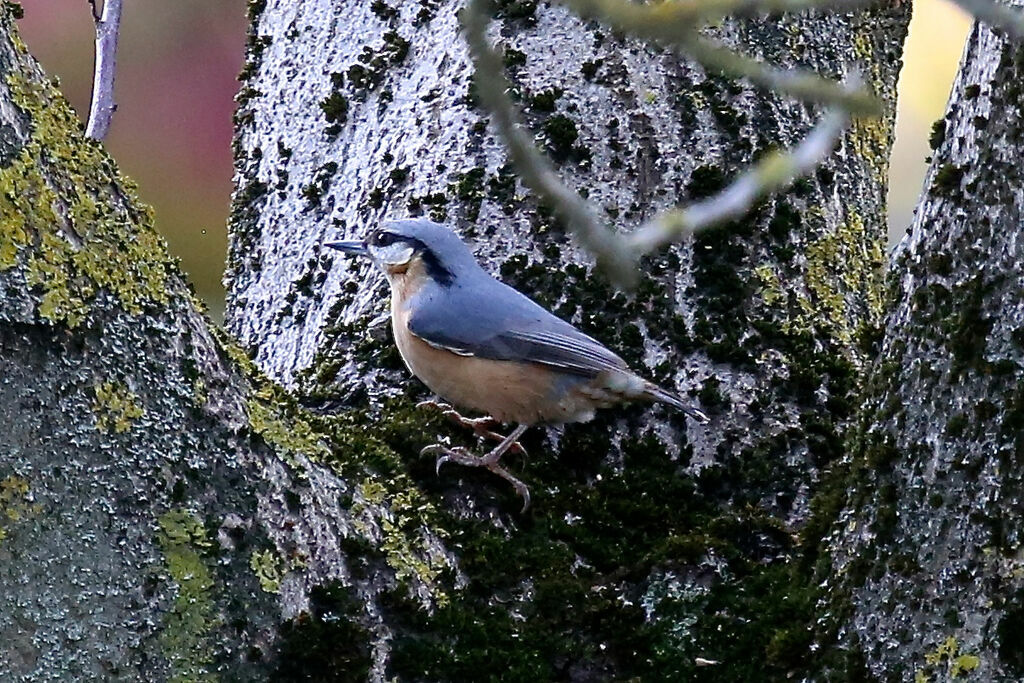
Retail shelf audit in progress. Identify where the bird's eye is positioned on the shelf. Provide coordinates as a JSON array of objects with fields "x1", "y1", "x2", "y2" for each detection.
[{"x1": 373, "y1": 230, "x2": 398, "y2": 247}]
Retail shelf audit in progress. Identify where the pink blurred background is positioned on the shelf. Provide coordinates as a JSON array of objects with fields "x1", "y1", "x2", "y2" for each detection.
[
  {"x1": 18, "y1": 0, "x2": 246, "y2": 318},
  {"x1": 16, "y1": 2, "x2": 972, "y2": 320}
]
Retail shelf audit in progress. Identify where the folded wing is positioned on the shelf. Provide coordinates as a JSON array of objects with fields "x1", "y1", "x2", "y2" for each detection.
[{"x1": 406, "y1": 279, "x2": 628, "y2": 378}]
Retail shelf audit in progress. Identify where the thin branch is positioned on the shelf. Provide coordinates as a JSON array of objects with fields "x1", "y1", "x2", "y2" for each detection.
[
  {"x1": 948, "y1": 0, "x2": 1024, "y2": 39},
  {"x1": 463, "y1": 0, "x2": 637, "y2": 286},
  {"x1": 628, "y1": 106, "x2": 849, "y2": 255},
  {"x1": 561, "y1": 0, "x2": 871, "y2": 27},
  {"x1": 85, "y1": 0, "x2": 123, "y2": 140},
  {"x1": 560, "y1": 0, "x2": 879, "y2": 115},
  {"x1": 682, "y1": 35, "x2": 879, "y2": 115}
]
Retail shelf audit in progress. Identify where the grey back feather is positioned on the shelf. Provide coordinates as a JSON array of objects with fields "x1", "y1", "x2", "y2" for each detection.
[{"x1": 406, "y1": 272, "x2": 628, "y2": 378}]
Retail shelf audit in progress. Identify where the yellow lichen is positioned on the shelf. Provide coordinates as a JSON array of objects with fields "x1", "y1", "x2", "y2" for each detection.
[
  {"x1": 0, "y1": 475, "x2": 39, "y2": 543},
  {"x1": 951, "y1": 654, "x2": 980, "y2": 677},
  {"x1": 92, "y1": 380, "x2": 144, "y2": 434},
  {"x1": 919, "y1": 635, "x2": 981, "y2": 681},
  {"x1": 754, "y1": 263, "x2": 783, "y2": 306},
  {"x1": 352, "y1": 477, "x2": 451, "y2": 606},
  {"x1": 247, "y1": 384, "x2": 330, "y2": 467},
  {"x1": 1, "y1": 67, "x2": 175, "y2": 327},
  {"x1": 789, "y1": 209, "x2": 886, "y2": 346},
  {"x1": 250, "y1": 548, "x2": 285, "y2": 594},
  {"x1": 157, "y1": 509, "x2": 218, "y2": 683}
]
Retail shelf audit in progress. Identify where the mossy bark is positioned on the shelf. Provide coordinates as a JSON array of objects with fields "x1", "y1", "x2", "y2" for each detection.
[
  {"x1": 0, "y1": 7, "x2": 455, "y2": 680},
  {"x1": 226, "y1": 0, "x2": 911, "y2": 680},
  {"x1": 823, "y1": 12, "x2": 1024, "y2": 680}
]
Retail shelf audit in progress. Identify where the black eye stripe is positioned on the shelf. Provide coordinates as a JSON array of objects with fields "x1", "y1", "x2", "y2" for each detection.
[{"x1": 373, "y1": 230, "x2": 398, "y2": 246}]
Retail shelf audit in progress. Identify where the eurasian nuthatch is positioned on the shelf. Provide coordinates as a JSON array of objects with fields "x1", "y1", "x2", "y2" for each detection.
[{"x1": 327, "y1": 219, "x2": 709, "y2": 510}]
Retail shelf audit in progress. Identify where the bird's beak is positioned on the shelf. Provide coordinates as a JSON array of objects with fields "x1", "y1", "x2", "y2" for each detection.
[{"x1": 325, "y1": 240, "x2": 370, "y2": 257}]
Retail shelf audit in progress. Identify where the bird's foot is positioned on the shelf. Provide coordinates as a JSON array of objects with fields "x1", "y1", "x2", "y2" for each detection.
[
  {"x1": 421, "y1": 443, "x2": 531, "y2": 512},
  {"x1": 416, "y1": 400, "x2": 526, "y2": 455}
]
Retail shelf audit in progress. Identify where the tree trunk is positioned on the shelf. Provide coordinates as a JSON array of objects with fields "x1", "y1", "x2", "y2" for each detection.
[
  {"x1": 0, "y1": 0, "x2": 920, "y2": 678},
  {"x1": 0, "y1": 8, "x2": 455, "y2": 680},
  {"x1": 228, "y1": 0, "x2": 909, "y2": 679},
  {"x1": 825, "y1": 12, "x2": 1024, "y2": 680}
]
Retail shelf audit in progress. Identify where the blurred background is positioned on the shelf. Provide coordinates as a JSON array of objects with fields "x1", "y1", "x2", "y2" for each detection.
[{"x1": 16, "y1": 1, "x2": 971, "y2": 320}]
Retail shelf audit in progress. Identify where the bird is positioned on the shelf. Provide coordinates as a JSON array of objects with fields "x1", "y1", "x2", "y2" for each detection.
[{"x1": 326, "y1": 219, "x2": 709, "y2": 511}]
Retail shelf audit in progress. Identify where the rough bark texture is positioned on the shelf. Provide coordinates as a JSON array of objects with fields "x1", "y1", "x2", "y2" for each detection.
[
  {"x1": 226, "y1": 0, "x2": 909, "y2": 680},
  {"x1": 825, "y1": 13, "x2": 1024, "y2": 681},
  {"x1": 0, "y1": 8, "x2": 458, "y2": 680}
]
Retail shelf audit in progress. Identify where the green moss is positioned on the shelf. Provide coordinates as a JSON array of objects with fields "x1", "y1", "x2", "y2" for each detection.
[
  {"x1": 319, "y1": 91, "x2": 349, "y2": 133},
  {"x1": 542, "y1": 114, "x2": 579, "y2": 162},
  {"x1": 0, "y1": 73, "x2": 175, "y2": 327},
  {"x1": 300, "y1": 161, "x2": 339, "y2": 208},
  {"x1": 246, "y1": 0, "x2": 266, "y2": 22},
  {"x1": 157, "y1": 509, "x2": 218, "y2": 683},
  {"x1": 487, "y1": 163, "x2": 518, "y2": 214},
  {"x1": 449, "y1": 167, "x2": 486, "y2": 221},
  {"x1": 929, "y1": 119, "x2": 947, "y2": 151},
  {"x1": 495, "y1": 0, "x2": 538, "y2": 20},
  {"x1": 370, "y1": 0, "x2": 398, "y2": 20},
  {"x1": 946, "y1": 413, "x2": 968, "y2": 437},
  {"x1": 998, "y1": 589, "x2": 1024, "y2": 674},
  {"x1": 864, "y1": 433, "x2": 899, "y2": 471},
  {"x1": 389, "y1": 165, "x2": 410, "y2": 184},
  {"x1": 407, "y1": 191, "x2": 448, "y2": 221},
  {"x1": 947, "y1": 276, "x2": 992, "y2": 374},
  {"x1": 932, "y1": 164, "x2": 965, "y2": 197},
  {"x1": 529, "y1": 88, "x2": 562, "y2": 113},
  {"x1": 92, "y1": 380, "x2": 144, "y2": 434},
  {"x1": 580, "y1": 59, "x2": 602, "y2": 80},
  {"x1": 346, "y1": 30, "x2": 410, "y2": 96},
  {"x1": 502, "y1": 47, "x2": 526, "y2": 69},
  {"x1": 275, "y1": 581, "x2": 372, "y2": 681}
]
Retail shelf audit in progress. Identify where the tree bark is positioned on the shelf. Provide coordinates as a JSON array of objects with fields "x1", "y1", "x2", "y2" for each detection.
[
  {"x1": 0, "y1": 8, "x2": 454, "y2": 680},
  {"x1": 228, "y1": 0, "x2": 909, "y2": 680},
  {"x1": 0, "y1": 0, "x2": 920, "y2": 678},
  {"x1": 825, "y1": 11, "x2": 1024, "y2": 680}
]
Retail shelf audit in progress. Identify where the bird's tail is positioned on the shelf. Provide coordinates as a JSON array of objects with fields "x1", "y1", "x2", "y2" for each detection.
[{"x1": 644, "y1": 382, "x2": 710, "y2": 424}]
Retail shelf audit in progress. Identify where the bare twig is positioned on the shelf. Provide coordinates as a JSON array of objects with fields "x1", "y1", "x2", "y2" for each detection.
[
  {"x1": 561, "y1": 0, "x2": 879, "y2": 115},
  {"x1": 561, "y1": 0, "x2": 871, "y2": 27},
  {"x1": 85, "y1": 0, "x2": 123, "y2": 140},
  {"x1": 948, "y1": 0, "x2": 1024, "y2": 39},
  {"x1": 682, "y1": 35, "x2": 879, "y2": 115},
  {"x1": 463, "y1": 0, "x2": 637, "y2": 286},
  {"x1": 628, "y1": 106, "x2": 849, "y2": 255},
  {"x1": 469, "y1": 0, "x2": 1024, "y2": 284}
]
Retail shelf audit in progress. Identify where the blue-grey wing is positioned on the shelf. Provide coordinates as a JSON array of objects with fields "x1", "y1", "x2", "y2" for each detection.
[{"x1": 406, "y1": 279, "x2": 628, "y2": 377}]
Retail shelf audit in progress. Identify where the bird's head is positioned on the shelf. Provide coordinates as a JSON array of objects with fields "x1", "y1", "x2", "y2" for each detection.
[{"x1": 326, "y1": 219, "x2": 480, "y2": 288}]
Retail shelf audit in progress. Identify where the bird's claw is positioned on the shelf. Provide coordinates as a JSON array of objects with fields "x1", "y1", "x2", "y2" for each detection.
[
  {"x1": 424, "y1": 443, "x2": 531, "y2": 512},
  {"x1": 421, "y1": 443, "x2": 464, "y2": 475},
  {"x1": 416, "y1": 400, "x2": 526, "y2": 455}
]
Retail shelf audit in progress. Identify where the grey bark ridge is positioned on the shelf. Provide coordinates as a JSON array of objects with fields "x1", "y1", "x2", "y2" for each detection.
[
  {"x1": 0, "y1": 8, "x2": 456, "y2": 680},
  {"x1": 827, "y1": 12, "x2": 1024, "y2": 679},
  {"x1": 229, "y1": 0, "x2": 910, "y2": 679}
]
